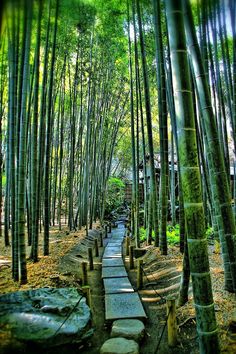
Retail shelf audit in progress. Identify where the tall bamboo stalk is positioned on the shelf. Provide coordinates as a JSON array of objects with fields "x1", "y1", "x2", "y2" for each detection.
[
  {"x1": 183, "y1": 0, "x2": 236, "y2": 293},
  {"x1": 165, "y1": 0, "x2": 219, "y2": 351},
  {"x1": 136, "y1": 0, "x2": 159, "y2": 245}
]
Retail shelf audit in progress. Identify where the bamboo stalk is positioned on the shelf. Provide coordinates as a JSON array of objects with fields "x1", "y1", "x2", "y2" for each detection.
[
  {"x1": 125, "y1": 236, "x2": 130, "y2": 256},
  {"x1": 166, "y1": 295, "x2": 177, "y2": 347},
  {"x1": 104, "y1": 225, "x2": 108, "y2": 238},
  {"x1": 129, "y1": 245, "x2": 134, "y2": 269},
  {"x1": 100, "y1": 232, "x2": 103, "y2": 247},
  {"x1": 81, "y1": 262, "x2": 88, "y2": 286},
  {"x1": 82, "y1": 286, "x2": 92, "y2": 308},
  {"x1": 137, "y1": 259, "x2": 143, "y2": 289},
  {"x1": 94, "y1": 239, "x2": 99, "y2": 257},
  {"x1": 88, "y1": 247, "x2": 94, "y2": 270}
]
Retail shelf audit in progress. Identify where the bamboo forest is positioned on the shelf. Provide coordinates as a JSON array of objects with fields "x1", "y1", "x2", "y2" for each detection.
[{"x1": 0, "y1": 0, "x2": 236, "y2": 353}]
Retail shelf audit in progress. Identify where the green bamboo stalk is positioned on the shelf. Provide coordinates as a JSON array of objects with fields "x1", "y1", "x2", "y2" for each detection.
[
  {"x1": 44, "y1": 0, "x2": 59, "y2": 255},
  {"x1": 136, "y1": 0, "x2": 159, "y2": 245},
  {"x1": 165, "y1": 0, "x2": 219, "y2": 352},
  {"x1": 183, "y1": 0, "x2": 236, "y2": 293},
  {"x1": 153, "y1": 0, "x2": 169, "y2": 252},
  {"x1": 131, "y1": 0, "x2": 140, "y2": 247},
  {"x1": 17, "y1": 0, "x2": 33, "y2": 284},
  {"x1": 30, "y1": 0, "x2": 43, "y2": 262},
  {"x1": 127, "y1": 0, "x2": 137, "y2": 243}
]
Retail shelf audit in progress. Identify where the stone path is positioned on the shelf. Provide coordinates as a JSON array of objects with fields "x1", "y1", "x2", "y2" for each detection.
[{"x1": 102, "y1": 222, "x2": 147, "y2": 322}]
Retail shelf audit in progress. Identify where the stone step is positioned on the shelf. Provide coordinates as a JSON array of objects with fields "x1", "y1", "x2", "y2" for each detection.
[
  {"x1": 103, "y1": 277, "x2": 134, "y2": 294},
  {"x1": 105, "y1": 293, "x2": 147, "y2": 321},
  {"x1": 108, "y1": 238, "x2": 123, "y2": 243},
  {"x1": 112, "y1": 228, "x2": 125, "y2": 233},
  {"x1": 102, "y1": 266, "x2": 127, "y2": 279},
  {"x1": 111, "y1": 319, "x2": 145, "y2": 342},
  {"x1": 111, "y1": 231, "x2": 125, "y2": 237},
  {"x1": 103, "y1": 246, "x2": 122, "y2": 258},
  {"x1": 102, "y1": 258, "x2": 124, "y2": 267},
  {"x1": 110, "y1": 235, "x2": 125, "y2": 240},
  {"x1": 106, "y1": 240, "x2": 123, "y2": 246},
  {"x1": 100, "y1": 337, "x2": 139, "y2": 354}
]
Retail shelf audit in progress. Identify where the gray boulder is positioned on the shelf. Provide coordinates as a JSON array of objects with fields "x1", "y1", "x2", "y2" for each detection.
[
  {"x1": 111, "y1": 319, "x2": 145, "y2": 342},
  {"x1": 0, "y1": 288, "x2": 93, "y2": 350},
  {"x1": 100, "y1": 337, "x2": 139, "y2": 354}
]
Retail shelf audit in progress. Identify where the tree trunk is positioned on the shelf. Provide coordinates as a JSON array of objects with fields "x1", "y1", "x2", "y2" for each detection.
[
  {"x1": 183, "y1": 0, "x2": 236, "y2": 293},
  {"x1": 165, "y1": 0, "x2": 219, "y2": 352},
  {"x1": 136, "y1": 0, "x2": 159, "y2": 245}
]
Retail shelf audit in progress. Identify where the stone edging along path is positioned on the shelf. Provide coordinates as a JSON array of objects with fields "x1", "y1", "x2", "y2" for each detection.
[{"x1": 100, "y1": 220, "x2": 147, "y2": 354}]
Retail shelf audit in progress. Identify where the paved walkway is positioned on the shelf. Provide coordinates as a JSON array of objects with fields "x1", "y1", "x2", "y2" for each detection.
[{"x1": 102, "y1": 221, "x2": 147, "y2": 322}]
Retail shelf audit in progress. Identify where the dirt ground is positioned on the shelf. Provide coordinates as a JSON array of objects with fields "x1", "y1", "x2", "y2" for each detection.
[{"x1": 0, "y1": 224, "x2": 236, "y2": 354}]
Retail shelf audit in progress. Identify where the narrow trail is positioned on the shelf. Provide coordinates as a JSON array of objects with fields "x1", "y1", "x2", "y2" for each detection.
[
  {"x1": 58, "y1": 220, "x2": 198, "y2": 354},
  {"x1": 102, "y1": 221, "x2": 146, "y2": 323}
]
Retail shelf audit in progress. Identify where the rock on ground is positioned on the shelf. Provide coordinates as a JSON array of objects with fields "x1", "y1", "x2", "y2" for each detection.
[
  {"x1": 0, "y1": 287, "x2": 93, "y2": 350},
  {"x1": 100, "y1": 337, "x2": 139, "y2": 354},
  {"x1": 111, "y1": 319, "x2": 145, "y2": 342}
]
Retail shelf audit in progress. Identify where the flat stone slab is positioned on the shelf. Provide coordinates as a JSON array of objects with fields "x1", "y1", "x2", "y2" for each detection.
[
  {"x1": 103, "y1": 246, "x2": 122, "y2": 258},
  {"x1": 102, "y1": 258, "x2": 124, "y2": 267},
  {"x1": 112, "y1": 230, "x2": 125, "y2": 235},
  {"x1": 112, "y1": 228, "x2": 125, "y2": 233},
  {"x1": 110, "y1": 236, "x2": 124, "y2": 242},
  {"x1": 108, "y1": 238, "x2": 123, "y2": 242},
  {"x1": 100, "y1": 337, "x2": 139, "y2": 354},
  {"x1": 104, "y1": 277, "x2": 133, "y2": 294},
  {"x1": 110, "y1": 233, "x2": 123, "y2": 237},
  {"x1": 111, "y1": 319, "x2": 145, "y2": 342},
  {"x1": 107, "y1": 240, "x2": 123, "y2": 246},
  {"x1": 102, "y1": 266, "x2": 127, "y2": 279},
  {"x1": 105, "y1": 293, "x2": 147, "y2": 321}
]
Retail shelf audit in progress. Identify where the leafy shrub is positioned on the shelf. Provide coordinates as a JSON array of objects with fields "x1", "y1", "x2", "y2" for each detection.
[
  {"x1": 206, "y1": 226, "x2": 214, "y2": 240},
  {"x1": 104, "y1": 177, "x2": 125, "y2": 216},
  {"x1": 139, "y1": 224, "x2": 180, "y2": 245},
  {"x1": 138, "y1": 223, "x2": 215, "y2": 246},
  {"x1": 139, "y1": 226, "x2": 154, "y2": 242},
  {"x1": 166, "y1": 224, "x2": 180, "y2": 245}
]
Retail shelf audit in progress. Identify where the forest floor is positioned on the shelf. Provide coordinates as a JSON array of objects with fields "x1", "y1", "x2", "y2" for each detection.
[{"x1": 0, "y1": 224, "x2": 236, "y2": 354}]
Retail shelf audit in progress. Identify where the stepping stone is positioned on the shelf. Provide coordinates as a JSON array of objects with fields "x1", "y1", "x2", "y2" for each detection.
[
  {"x1": 100, "y1": 337, "x2": 139, "y2": 354},
  {"x1": 108, "y1": 238, "x2": 123, "y2": 242},
  {"x1": 111, "y1": 319, "x2": 145, "y2": 342},
  {"x1": 103, "y1": 246, "x2": 122, "y2": 258},
  {"x1": 105, "y1": 293, "x2": 147, "y2": 321},
  {"x1": 104, "y1": 277, "x2": 133, "y2": 294},
  {"x1": 107, "y1": 240, "x2": 123, "y2": 246},
  {"x1": 111, "y1": 232, "x2": 123, "y2": 235},
  {"x1": 102, "y1": 266, "x2": 127, "y2": 279},
  {"x1": 112, "y1": 229, "x2": 125, "y2": 233},
  {"x1": 111, "y1": 235, "x2": 124, "y2": 241},
  {"x1": 112, "y1": 228, "x2": 125, "y2": 233},
  {"x1": 102, "y1": 258, "x2": 124, "y2": 267}
]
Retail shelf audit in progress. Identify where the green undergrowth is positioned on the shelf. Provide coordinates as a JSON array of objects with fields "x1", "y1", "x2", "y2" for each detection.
[
  {"x1": 139, "y1": 224, "x2": 180, "y2": 245},
  {"x1": 139, "y1": 224, "x2": 214, "y2": 245},
  {"x1": 104, "y1": 177, "x2": 125, "y2": 216}
]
